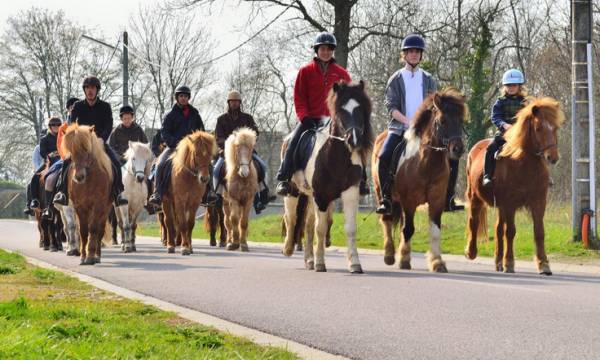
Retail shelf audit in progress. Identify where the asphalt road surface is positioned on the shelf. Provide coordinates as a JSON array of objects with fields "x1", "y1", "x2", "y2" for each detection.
[{"x1": 2, "y1": 219, "x2": 600, "y2": 360}]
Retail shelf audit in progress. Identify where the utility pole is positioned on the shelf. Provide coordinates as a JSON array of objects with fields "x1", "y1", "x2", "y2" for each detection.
[
  {"x1": 571, "y1": 0, "x2": 597, "y2": 247},
  {"x1": 122, "y1": 31, "x2": 129, "y2": 107},
  {"x1": 37, "y1": 97, "x2": 43, "y2": 141}
]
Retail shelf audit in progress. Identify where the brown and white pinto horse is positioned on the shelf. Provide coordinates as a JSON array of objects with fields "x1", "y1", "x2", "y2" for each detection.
[
  {"x1": 61, "y1": 124, "x2": 114, "y2": 265},
  {"x1": 161, "y1": 131, "x2": 216, "y2": 255},
  {"x1": 282, "y1": 81, "x2": 374, "y2": 273},
  {"x1": 465, "y1": 97, "x2": 564, "y2": 275},
  {"x1": 372, "y1": 88, "x2": 467, "y2": 272},
  {"x1": 222, "y1": 128, "x2": 258, "y2": 252}
]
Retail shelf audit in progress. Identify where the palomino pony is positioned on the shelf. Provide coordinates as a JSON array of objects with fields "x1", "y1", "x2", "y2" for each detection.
[
  {"x1": 161, "y1": 131, "x2": 216, "y2": 255},
  {"x1": 282, "y1": 80, "x2": 374, "y2": 273},
  {"x1": 222, "y1": 128, "x2": 258, "y2": 252},
  {"x1": 372, "y1": 88, "x2": 467, "y2": 272},
  {"x1": 61, "y1": 124, "x2": 114, "y2": 265},
  {"x1": 115, "y1": 141, "x2": 154, "y2": 252},
  {"x1": 465, "y1": 97, "x2": 564, "y2": 275}
]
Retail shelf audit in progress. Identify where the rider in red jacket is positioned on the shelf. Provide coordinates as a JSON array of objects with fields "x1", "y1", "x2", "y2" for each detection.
[{"x1": 276, "y1": 32, "x2": 356, "y2": 196}]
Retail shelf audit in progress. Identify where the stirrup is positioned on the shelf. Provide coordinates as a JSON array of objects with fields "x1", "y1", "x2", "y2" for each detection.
[
  {"x1": 53, "y1": 192, "x2": 67, "y2": 206},
  {"x1": 148, "y1": 193, "x2": 162, "y2": 206},
  {"x1": 276, "y1": 181, "x2": 291, "y2": 196},
  {"x1": 482, "y1": 176, "x2": 492, "y2": 186},
  {"x1": 375, "y1": 198, "x2": 392, "y2": 215}
]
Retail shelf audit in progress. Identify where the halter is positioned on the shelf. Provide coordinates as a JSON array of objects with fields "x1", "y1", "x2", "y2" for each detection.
[
  {"x1": 426, "y1": 108, "x2": 463, "y2": 152},
  {"x1": 535, "y1": 143, "x2": 557, "y2": 157},
  {"x1": 183, "y1": 164, "x2": 209, "y2": 178}
]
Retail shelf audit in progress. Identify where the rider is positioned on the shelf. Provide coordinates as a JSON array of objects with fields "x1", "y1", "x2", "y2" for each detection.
[
  {"x1": 276, "y1": 32, "x2": 370, "y2": 196},
  {"x1": 53, "y1": 76, "x2": 128, "y2": 207},
  {"x1": 213, "y1": 90, "x2": 272, "y2": 214},
  {"x1": 109, "y1": 105, "x2": 148, "y2": 165},
  {"x1": 376, "y1": 34, "x2": 438, "y2": 215},
  {"x1": 24, "y1": 116, "x2": 62, "y2": 216},
  {"x1": 148, "y1": 85, "x2": 206, "y2": 207},
  {"x1": 482, "y1": 68, "x2": 527, "y2": 186}
]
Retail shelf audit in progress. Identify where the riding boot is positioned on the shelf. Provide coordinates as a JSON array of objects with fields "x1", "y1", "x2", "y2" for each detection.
[
  {"x1": 148, "y1": 149, "x2": 172, "y2": 207},
  {"x1": 482, "y1": 147, "x2": 495, "y2": 186},
  {"x1": 359, "y1": 167, "x2": 370, "y2": 196},
  {"x1": 144, "y1": 178, "x2": 156, "y2": 215},
  {"x1": 276, "y1": 118, "x2": 317, "y2": 196},
  {"x1": 41, "y1": 191, "x2": 54, "y2": 220},
  {"x1": 30, "y1": 173, "x2": 42, "y2": 209},
  {"x1": 376, "y1": 160, "x2": 393, "y2": 215},
  {"x1": 445, "y1": 158, "x2": 464, "y2": 212},
  {"x1": 53, "y1": 159, "x2": 71, "y2": 206},
  {"x1": 105, "y1": 144, "x2": 127, "y2": 206}
]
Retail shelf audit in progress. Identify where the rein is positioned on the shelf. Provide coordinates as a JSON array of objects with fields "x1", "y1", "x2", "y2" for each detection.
[{"x1": 535, "y1": 143, "x2": 557, "y2": 157}]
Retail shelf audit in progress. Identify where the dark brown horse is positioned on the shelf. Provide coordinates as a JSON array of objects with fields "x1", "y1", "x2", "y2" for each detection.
[
  {"x1": 372, "y1": 88, "x2": 467, "y2": 272},
  {"x1": 282, "y1": 80, "x2": 374, "y2": 273},
  {"x1": 204, "y1": 200, "x2": 226, "y2": 247},
  {"x1": 161, "y1": 131, "x2": 216, "y2": 255},
  {"x1": 465, "y1": 97, "x2": 564, "y2": 275},
  {"x1": 61, "y1": 124, "x2": 113, "y2": 265},
  {"x1": 35, "y1": 152, "x2": 64, "y2": 252}
]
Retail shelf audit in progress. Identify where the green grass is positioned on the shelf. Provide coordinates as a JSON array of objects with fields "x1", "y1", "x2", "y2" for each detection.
[
  {"x1": 0, "y1": 249, "x2": 296, "y2": 359},
  {"x1": 138, "y1": 203, "x2": 600, "y2": 262}
]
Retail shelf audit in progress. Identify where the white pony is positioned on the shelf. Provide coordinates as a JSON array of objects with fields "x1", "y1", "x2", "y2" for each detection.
[{"x1": 117, "y1": 141, "x2": 154, "y2": 252}]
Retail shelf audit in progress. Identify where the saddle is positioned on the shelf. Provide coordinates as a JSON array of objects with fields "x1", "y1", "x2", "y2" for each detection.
[
  {"x1": 390, "y1": 139, "x2": 408, "y2": 176},
  {"x1": 293, "y1": 119, "x2": 330, "y2": 173}
]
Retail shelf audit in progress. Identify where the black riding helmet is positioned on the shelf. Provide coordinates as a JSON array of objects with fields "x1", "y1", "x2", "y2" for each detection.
[
  {"x1": 82, "y1": 76, "x2": 101, "y2": 90},
  {"x1": 175, "y1": 85, "x2": 191, "y2": 97},
  {"x1": 401, "y1": 34, "x2": 426, "y2": 51},
  {"x1": 47, "y1": 116, "x2": 62, "y2": 127},
  {"x1": 313, "y1": 32, "x2": 337, "y2": 52},
  {"x1": 66, "y1": 97, "x2": 79, "y2": 109},
  {"x1": 119, "y1": 105, "x2": 135, "y2": 117}
]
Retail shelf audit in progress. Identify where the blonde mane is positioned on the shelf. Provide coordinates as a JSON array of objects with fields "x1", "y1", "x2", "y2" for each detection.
[
  {"x1": 171, "y1": 131, "x2": 216, "y2": 175},
  {"x1": 224, "y1": 127, "x2": 257, "y2": 181},
  {"x1": 500, "y1": 97, "x2": 564, "y2": 160},
  {"x1": 61, "y1": 124, "x2": 113, "y2": 181}
]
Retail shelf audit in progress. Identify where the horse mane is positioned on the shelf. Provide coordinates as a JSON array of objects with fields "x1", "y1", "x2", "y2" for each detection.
[
  {"x1": 124, "y1": 142, "x2": 152, "y2": 161},
  {"x1": 326, "y1": 80, "x2": 375, "y2": 160},
  {"x1": 500, "y1": 97, "x2": 564, "y2": 160},
  {"x1": 411, "y1": 87, "x2": 467, "y2": 139},
  {"x1": 171, "y1": 131, "x2": 216, "y2": 175},
  {"x1": 61, "y1": 124, "x2": 113, "y2": 181},
  {"x1": 224, "y1": 127, "x2": 257, "y2": 179}
]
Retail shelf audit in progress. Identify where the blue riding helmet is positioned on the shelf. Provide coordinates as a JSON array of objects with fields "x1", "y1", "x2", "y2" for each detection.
[
  {"x1": 313, "y1": 32, "x2": 337, "y2": 51},
  {"x1": 502, "y1": 69, "x2": 525, "y2": 85},
  {"x1": 401, "y1": 34, "x2": 425, "y2": 51}
]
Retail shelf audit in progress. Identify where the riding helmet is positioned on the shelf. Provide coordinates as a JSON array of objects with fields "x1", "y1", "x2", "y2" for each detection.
[
  {"x1": 175, "y1": 85, "x2": 192, "y2": 97},
  {"x1": 401, "y1": 34, "x2": 426, "y2": 51},
  {"x1": 313, "y1": 32, "x2": 337, "y2": 52},
  {"x1": 227, "y1": 90, "x2": 242, "y2": 102},
  {"x1": 65, "y1": 97, "x2": 79, "y2": 109},
  {"x1": 82, "y1": 76, "x2": 101, "y2": 90},
  {"x1": 119, "y1": 105, "x2": 135, "y2": 117},
  {"x1": 502, "y1": 69, "x2": 525, "y2": 85}
]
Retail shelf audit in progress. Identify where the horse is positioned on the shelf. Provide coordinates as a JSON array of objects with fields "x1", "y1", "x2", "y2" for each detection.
[
  {"x1": 161, "y1": 131, "x2": 216, "y2": 255},
  {"x1": 464, "y1": 97, "x2": 564, "y2": 275},
  {"x1": 60, "y1": 124, "x2": 114, "y2": 265},
  {"x1": 204, "y1": 198, "x2": 227, "y2": 247},
  {"x1": 221, "y1": 128, "x2": 258, "y2": 252},
  {"x1": 35, "y1": 153, "x2": 64, "y2": 252},
  {"x1": 282, "y1": 80, "x2": 374, "y2": 273},
  {"x1": 115, "y1": 141, "x2": 154, "y2": 252},
  {"x1": 372, "y1": 88, "x2": 467, "y2": 272}
]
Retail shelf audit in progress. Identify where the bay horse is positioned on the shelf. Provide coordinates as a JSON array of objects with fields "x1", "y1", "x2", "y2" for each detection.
[
  {"x1": 464, "y1": 97, "x2": 564, "y2": 275},
  {"x1": 115, "y1": 141, "x2": 154, "y2": 252},
  {"x1": 204, "y1": 199, "x2": 226, "y2": 247},
  {"x1": 222, "y1": 128, "x2": 258, "y2": 252},
  {"x1": 372, "y1": 88, "x2": 467, "y2": 272},
  {"x1": 60, "y1": 124, "x2": 114, "y2": 265},
  {"x1": 282, "y1": 80, "x2": 374, "y2": 273},
  {"x1": 161, "y1": 131, "x2": 216, "y2": 255}
]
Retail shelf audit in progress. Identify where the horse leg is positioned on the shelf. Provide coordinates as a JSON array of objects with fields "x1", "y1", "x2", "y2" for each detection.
[
  {"x1": 63, "y1": 206, "x2": 79, "y2": 256},
  {"x1": 465, "y1": 196, "x2": 484, "y2": 260},
  {"x1": 530, "y1": 203, "x2": 551, "y2": 275},
  {"x1": 180, "y1": 215, "x2": 192, "y2": 256},
  {"x1": 158, "y1": 212, "x2": 167, "y2": 247},
  {"x1": 85, "y1": 223, "x2": 104, "y2": 265},
  {"x1": 208, "y1": 206, "x2": 217, "y2": 247},
  {"x1": 326, "y1": 206, "x2": 333, "y2": 248},
  {"x1": 218, "y1": 205, "x2": 227, "y2": 247},
  {"x1": 282, "y1": 195, "x2": 299, "y2": 257},
  {"x1": 493, "y1": 210, "x2": 506, "y2": 272},
  {"x1": 163, "y1": 202, "x2": 176, "y2": 253},
  {"x1": 341, "y1": 186, "x2": 362, "y2": 273},
  {"x1": 314, "y1": 202, "x2": 332, "y2": 272},
  {"x1": 109, "y1": 208, "x2": 118, "y2": 245},
  {"x1": 304, "y1": 200, "x2": 315, "y2": 270},
  {"x1": 239, "y1": 202, "x2": 252, "y2": 252},
  {"x1": 78, "y1": 220, "x2": 90, "y2": 265},
  {"x1": 503, "y1": 209, "x2": 516, "y2": 273},
  {"x1": 426, "y1": 204, "x2": 447, "y2": 273},
  {"x1": 117, "y1": 204, "x2": 133, "y2": 253},
  {"x1": 131, "y1": 221, "x2": 137, "y2": 252},
  {"x1": 398, "y1": 208, "x2": 415, "y2": 270},
  {"x1": 227, "y1": 203, "x2": 241, "y2": 251}
]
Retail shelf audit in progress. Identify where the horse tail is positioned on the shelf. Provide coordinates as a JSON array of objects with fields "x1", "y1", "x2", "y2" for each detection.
[
  {"x1": 101, "y1": 220, "x2": 113, "y2": 247},
  {"x1": 293, "y1": 194, "x2": 309, "y2": 246},
  {"x1": 476, "y1": 203, "x2": 488, "y2": 242}
]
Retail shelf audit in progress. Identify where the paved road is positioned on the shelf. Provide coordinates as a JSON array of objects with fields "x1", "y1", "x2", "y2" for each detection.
[{"x1": 2, "y1": 219, "x2": 600, "y2": 360}]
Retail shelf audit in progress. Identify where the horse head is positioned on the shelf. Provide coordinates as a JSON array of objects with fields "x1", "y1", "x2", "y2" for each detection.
[
  {"x1": 416, "y1": 88, "x2": 466, "y2": 160},
  {"x1": 328, "y1": 80, "x2": 374, "y2": 151},
  {"x1": 500, "y1": 97, "x2": 564, "y2": 164},
  {"x1": 186, "y1": 131, "x2": 216, "y2": 184},
  {"x1": 61, "y1": 124, "x2": 104, "y2": 184},
  {"x1": 125, "y1": 141, "x2": 154, "y2": 183},
  {"x1": 225, "y1": 127, "x2": 256, "y2": 179}
]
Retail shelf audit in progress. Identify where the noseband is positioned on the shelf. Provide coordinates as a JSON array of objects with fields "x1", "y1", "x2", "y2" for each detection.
[{"x1": 427, "y1": 115, "x2": 463, "y2": 152}]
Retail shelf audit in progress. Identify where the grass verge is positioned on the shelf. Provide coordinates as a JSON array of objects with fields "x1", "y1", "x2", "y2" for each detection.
[
  {"x1": 137, "y1": 203, "x2": 600, "y2": 262},
  {"x1": 0, "y1": 249, "x2": 296, "y2": 359}
]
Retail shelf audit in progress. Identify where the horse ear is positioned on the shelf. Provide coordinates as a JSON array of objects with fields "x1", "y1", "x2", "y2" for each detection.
[
  {"x1": 358, "y1": 80, "x2": 365, "y2": 90},
  {"x1": 128, "y1": 140, "x2": 133, "y2": 148},
  {"x1": 89, "y1": 125, "x2": 95, "y2": 133},
  {"x1": 333, "y1": 83, "x2": 340, "y2": 93},
  {"x1": 432, "y1": 93, "x2": 442, "y2": 111},
  {"x1": 531, "y1": 105, "x2": 539, "y2": 115}
]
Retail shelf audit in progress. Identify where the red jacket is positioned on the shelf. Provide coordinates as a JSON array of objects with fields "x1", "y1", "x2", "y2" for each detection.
[{"x1": 294, "y1": 58, "x2": 351, "y2": 122}]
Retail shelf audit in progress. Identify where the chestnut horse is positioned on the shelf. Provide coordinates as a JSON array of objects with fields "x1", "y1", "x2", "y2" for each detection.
[
  {"x1": 161, "y1": 131, "x2": 216, "y2": 255},
  {"x1": 61, "y1": 124, "x2": 113, "y2": 265},
  {"x1": 372, "y1": 88, "x2": 467, "y2": 272},
  {"x1": 222, "y1": 128, "x2": 258, "y2": 252},
  {"x1": 282, "y1": 81, "x2": 374, "y2": 273},
  {"x1": 464, "y1": 97, "x2": 564, "y2": 275}
]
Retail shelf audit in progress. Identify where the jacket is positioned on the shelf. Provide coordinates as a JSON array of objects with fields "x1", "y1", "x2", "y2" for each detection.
[
  {"x1": 161, "y1": 104, "x2": 205, "y2": 148},
  {"x1": 108, "y1": 123, "x2": 149, "y2": 163},
  {"x1": 215, "y1": 111, "x2": 258, "y2": 150},
  {"x1": 71, "y1": 99, "x2": 113, "y2": 142}
]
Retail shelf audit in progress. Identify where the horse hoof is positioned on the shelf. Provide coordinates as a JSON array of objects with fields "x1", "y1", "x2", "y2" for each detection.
[
  {"x1": 399, "y1": 260, "x2": 412, "y2": 270},
  {"x1": 123, "y1": 247, "x2": 133, "y2": 253},
  {"x1": 503, "y1": 266, "x2": 515, "y2": 274},
  {"x1": 132, "y1": 245, "x2": 136, "y2": 252},
  {"x1": 464, "y1": 249, "x2": 477, "y2": 260},
  {"x1": 167, "y1": 247, "x2": 175, "y2": 254},
  {"x1": 325, "y1": 239, "x2": 331, "y2": 248},
  {"x1": 94, "y1": 257, "x2": 101, "y2": 264},
  {"x1": 383, "y1": 255, "x2": 395, "y2": 266},
  {"x1": 43, "y1": 246, "x2": 50, "y2": 251},
  {"x1": 219, "y1": 241, "x2": 226, "y2": 248},
  {"x1": 226, "y1": 243, "x2": 240, "y2": 251},
  {"x1": 80, "y1": 257, "x2": 95, "y2": 266},
  {"x1": 315, "y1": 263, "x2": 327, "y2": 272},
  {"x1": 495, "y1": 264, "x2": 503, "y2": 272},
  {"x1": 282, "y1": 247, "x2": 294, "y2": 257},
  {"x1": 350, "y1": 264, "x2": 363, "y2": 274},
  {"x1": 181, "y1": 249, "x2": 191, "y2": 256},
  {"x1": 435, "y1": 264, "x2": 448, "y2": 273},
  {"x1": 50, "y1": 247, "x2": 58, "y2": 252},
  {"x1": 295, "y1": 243, "x2": 303, "y2": 251},
  {"x1": 305, "y1": 260, "x2": 315, "y2": 270},
  {"x1": 240, "y1": 244, "x2": 249, "y2": 252},
  {"x1": 210, "y1": 239, "x2": 217, "y2": 247},
  {"x1": 67, "y1": 249, "x2": 80, "y2": 257},
  {"x1": 539, "y1": 270, "x2": 552, "y2": 276}
]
